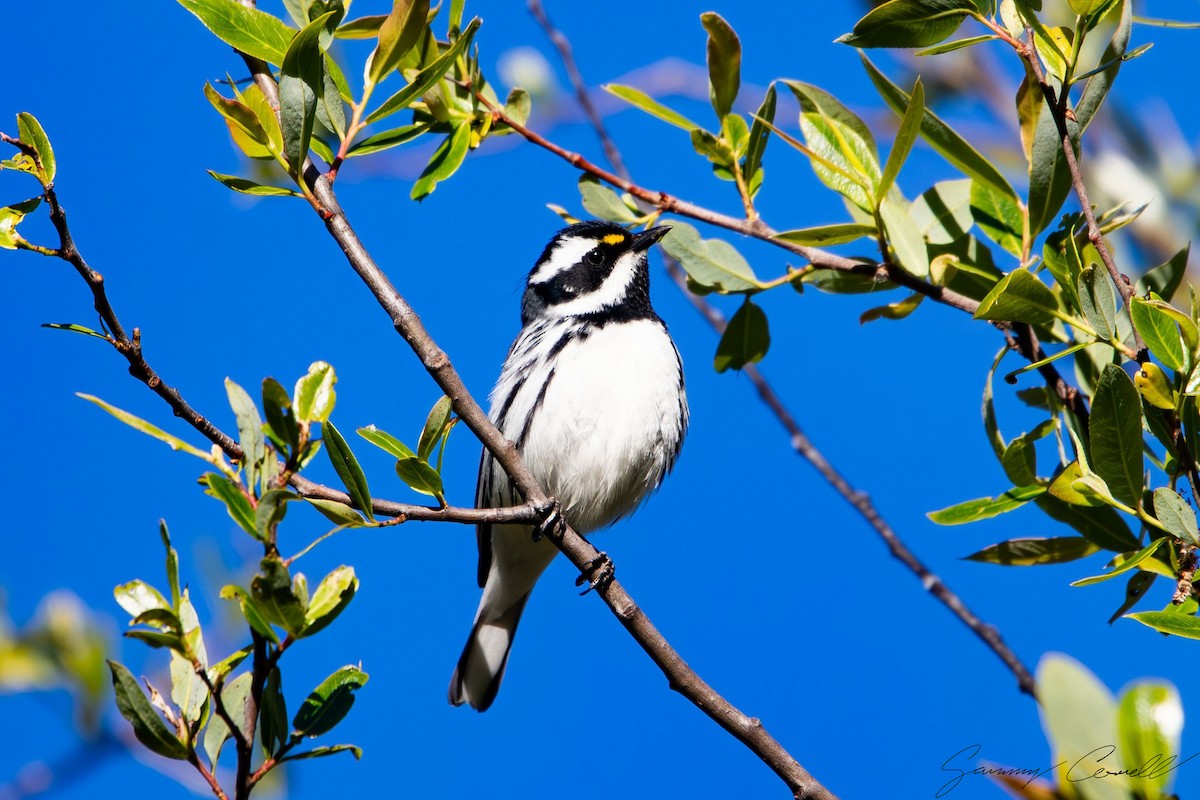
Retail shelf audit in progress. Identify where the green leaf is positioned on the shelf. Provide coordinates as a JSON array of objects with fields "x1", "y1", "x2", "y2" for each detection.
[
  {"x1": 369, "y1": 0, "x2": 430, "y2": 85},
  {"x1": 1131, "y1": 297, "x2": 1186, "y2": 373},
  {"x1": 16, "y1": 112, "x2": 55, "y2": 183},
  {"x1": 161, "y1": 521, "x2": 182, "y2": 609},
  {"x1": 1090, "y1": 365, "x2": 1145, "y2": 507},
  {"x1": 77, "y1": 393, "x2": 214, "y2": 461},
  {"x1": 1152, "y1": 488, "x2": 1200, "y2": 545},
  {"x1": 1137, "y1": 245, "x2": 1190, "y2": 303},
  {"x1": 316, "y1": 66, "x2": 347, "y2": 141},
  {"x1": 365, "y1": 17, "x2": 481, "y2": 125},
  {"x1": 251, "y1": 558, "x2": 308, "y2": 636},
  {"x1": 255, "y1": 489, "x2": 295, "y2": 540},
  {"x1": 714, "y1": 299, "x2": 769, "y2": 372},
  {"x1": 219, "y1": 585, "x2": 281, "y2": 645},
  {"x1": 660, "y1": 221, "x2": 759, "y2": 293},
  {"x1": 114, "y1": 580, "x2": 171, "y2": 620},
  {"x1": 1070, "y1": 538, "x2": 1166, "y2": 586},
  {"x1": 859, "y1": 293, "x2": 923, "y2": 324},
  {"x1": 973, "y1": 268, "x2": 1060, "y2": 326},
  {"x1": 1038, "y1": 653, "x2": 1121, "y2": 795},
  {"x1": 1047, "y1": 460, "x2": 1105, "y2": 507},
  {"x1": 965, "y1": 536, "x2": 1099, "y2": 566},
  {"x1": 347, "y1": 122, "x2": 430, "y2": 157},
  {"x1": 263, "y1": 377, "x2": 299, "y2": 452},
  {"x1": 280, "y1": 12, "x2": 334, "y2": 173},
  {"x1": 204, "y1": 82, "x2": 270, "y2": 152},
  {"x1": 417, "y1": 396, "x2": 453, "y2": 462},
  {"x1": 909, "y1": 179, "x2": 973, "y2": 244},
  {"x1": 879, "y1": 196, "x2": 929, "y2": 277},
  {"x1": 177, "y1": 0, "x2": 295, "y2": 64},
  {"x1": 1110, "y1": 571, "x2": 1157, "y2": 624},
  {"x1": 1075, "y1": 0, "x2": 1131, "y2": 132},
  {"x1": 169, "y1": 612, "x2": 206, "y2": 723},
  {"x1": 578, "y1": 175, "x2": 639, "y2": 224},
  {"x1": 293, "y1": 361, "x2": 337, "y2": 424},
  {"x1": 356, "y1": 425, "x2": 416, "y2": 459},
  {"x1": 395, "y1": 456, "x2": 444, "y2": 497},
  {"x1": 860, "y1": 54, "x2": 1017, "y2": 202},
  {"x1": 927, "y1": 485, "x2": 1045, "y2": 524},
  {"x1": 1027, "y1": 101, "x2": 1078, "y2": 238},
  {"x1": 1126, "y1": 610, "x2": 1200, "y2": 639},
  {"x1": 782, "y1": 81, "x2": 877, "y2": 153},
  {"x1": 300, "y1": 565, "x2": 358, "y2": 638},
  {"x1": 1118, "y1": 682, "x2": 1183, "y2": 800},
  {"x1": 969, "y1": 179, "x2": 1023, "y2": 257},
  {"x1": 1000, "y1": 419, "x2": 1056, "y2": 487},
  {"x1": 293, "y1": 665, "x2": 369, "y2": 737},
  {"x1": 225, "y1": 378, "x2": 266, "y2": 493},
  {"x1": 700, "y1": 12, "x2": 740, "y2": 119},
  {"x1": 411, "y1": 122, "x2": 471, "y2": 200},
  {"x1": 877, "y1": 78, "x2": 924, "y2": 203},
  {"x1": 281, "y1": 743, "x2": 364, "y2": 761},
  {"x1": 201, "y1": 473, "x2": 258, "y2": 538},
  {"x1": 207, "y1": 170, "x2": 302, "y2": 197},
  {"x1": 603, "y1": 84, "x2": 699, "y2": 132},
  {"x1": 336, "y1": 14, "x2": 386, "y2": 38},
  {"x1": 260, "y1": 667, "x2": 289, "y2": 756},
  {"x1": 1078, "y1": 263, "x2": 1117, "y2": 341},
  {"x1": 914, "y1": 33, "x2": 999, "y2": 55},
  {"x1": 838, "y1": 0, "x2": 977, "y2": 49},
  {"x1": 323, "y1": 420, "x2": 373, "y2": 521},
  {"x1": 40, "y1": 322, "x2": 109, "y2": 340},
  {"x1": 305, "y1": 497, "x2": 367, "y2": 526},
  {"x1": 798, "y1": 112, "x2": 881, "y2": 211},
  {"x1": 773, "y1": 223, "x2": 875, "y2": 246},
  {"x1": 203, "y1": 671, "x2": 252, "y2": 770},
  {"x1": 743, "y1": 83, "x2": 776, "y2": 191},
  {"x1": 108, "y1": 660, "x2": 189, "y2": 760}
]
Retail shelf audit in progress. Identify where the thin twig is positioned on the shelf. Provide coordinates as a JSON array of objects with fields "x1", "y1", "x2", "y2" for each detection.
[
  {"x1": 532, "y1": 0, "x2": 1037, "y2": 697},
  {"x1": 1011, "y1": 25, "x2": 1146, "y2": 357}
]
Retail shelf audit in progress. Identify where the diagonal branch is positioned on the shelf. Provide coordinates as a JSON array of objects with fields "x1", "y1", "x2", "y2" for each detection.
[{"x1": 528, "y1": 0, "x2": 1036, "y2": 698}]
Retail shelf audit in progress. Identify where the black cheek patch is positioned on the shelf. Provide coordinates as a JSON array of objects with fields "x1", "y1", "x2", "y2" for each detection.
[{"x1": 536, "y1": 258, "x2": 614, "y2": 307}]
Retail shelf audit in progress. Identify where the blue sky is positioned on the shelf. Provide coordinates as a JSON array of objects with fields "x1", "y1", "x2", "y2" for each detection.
[{"x1": 2, "y1": 2, "x2": 1198, "y2": 798}]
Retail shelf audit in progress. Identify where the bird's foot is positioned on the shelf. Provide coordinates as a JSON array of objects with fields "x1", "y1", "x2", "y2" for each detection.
[
  {"x1": 533, "y1": 500, "x2": 564, "y2": 543},
  {"x1": 575, "y1": 552, "x2": 614, "y2": 596}
]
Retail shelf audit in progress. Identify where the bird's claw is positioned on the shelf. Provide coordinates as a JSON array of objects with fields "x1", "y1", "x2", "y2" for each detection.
[
  {"x1": 533, "y1": 501, "x2": 564, "y2": 543},
  {"x1": 575, "y1": 552, "x2": 614, "y2": 595}
]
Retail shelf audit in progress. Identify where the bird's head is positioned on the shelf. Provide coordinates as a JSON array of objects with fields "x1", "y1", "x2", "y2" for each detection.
[{"x1": 521, "y1": 221, "x2": 670, "y2": 324}]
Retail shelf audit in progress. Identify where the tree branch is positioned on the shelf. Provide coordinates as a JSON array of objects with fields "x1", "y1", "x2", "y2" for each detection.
[
  {"x1": 530, "y1": 0, "x2": 1037, "y2": 698},
  {"x1": 1011, "y1": 26, "x2": 1146, "y2": 358}
]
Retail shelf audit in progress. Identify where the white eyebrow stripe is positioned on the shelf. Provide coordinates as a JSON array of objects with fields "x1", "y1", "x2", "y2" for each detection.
[
  {"x1": 549, "y1": 249, "x2": 640, "y2": 316},
  {"x1": 529, "y1": 236, "x2": 595, "y2": 284}
]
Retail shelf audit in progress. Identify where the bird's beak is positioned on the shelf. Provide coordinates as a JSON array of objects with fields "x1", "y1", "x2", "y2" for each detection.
[{"x1": 631, "y1": 226, "x2": 671, "y2": 252}]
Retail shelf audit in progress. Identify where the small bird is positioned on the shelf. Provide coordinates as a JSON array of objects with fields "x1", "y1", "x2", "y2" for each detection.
[{"x1": 448, "y1": 220, "x2": 688, "y2": 711}]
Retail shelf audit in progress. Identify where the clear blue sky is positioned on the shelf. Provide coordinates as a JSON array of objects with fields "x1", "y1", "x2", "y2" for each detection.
[{"x1": 2, "y1": 2, "x2": 1197, "y2": 798}]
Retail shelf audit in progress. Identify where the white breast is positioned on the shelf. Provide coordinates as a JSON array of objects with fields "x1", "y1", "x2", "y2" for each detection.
[{"x1": 487, "y1": 318, "x2": 687, "y2": 534}]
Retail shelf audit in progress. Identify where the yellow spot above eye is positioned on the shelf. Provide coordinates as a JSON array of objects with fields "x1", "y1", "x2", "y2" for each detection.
[{"x1": 601, "y1": 233, "x2": 626, "y2": 246}]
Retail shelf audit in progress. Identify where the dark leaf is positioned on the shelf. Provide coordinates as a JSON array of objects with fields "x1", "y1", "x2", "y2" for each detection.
[
  {"x1": 108, "y1": 661, "x2": 189, "y2": 760},
  {"x1": 965, "y1": 536, "x2": 1099, "y2": 566},
  {"x1": 293, "y1": 666, "x2": 369, "y2": 737},
  {"x1": 323, "y1": 420, "x2": 373, "y2": 521},
  {"x1": 714, "y1": 299, "x2": 769, "y2": 372}
]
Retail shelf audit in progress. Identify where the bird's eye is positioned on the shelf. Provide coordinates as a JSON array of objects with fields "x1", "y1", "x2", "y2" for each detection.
[{"x1": 584, "y1": 247, "x2": 605, "y2": 266}]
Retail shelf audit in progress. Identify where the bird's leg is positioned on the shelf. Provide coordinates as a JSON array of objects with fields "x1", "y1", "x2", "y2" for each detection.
[
  {"x1": 533, "y1": 499, "x2": 564, "y2": 542},
  {"x1": 575, "y1": 552, "x2": 614, "y2": 595}
]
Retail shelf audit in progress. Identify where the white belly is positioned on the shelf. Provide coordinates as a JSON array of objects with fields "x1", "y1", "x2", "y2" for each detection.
[{"x1": 492, "y1": 318, "x2": 686, "y2": 534}]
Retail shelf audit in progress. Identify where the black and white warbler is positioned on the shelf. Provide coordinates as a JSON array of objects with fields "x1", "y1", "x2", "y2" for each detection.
[{"x1": 448, "y1": 220, "x2": 689, "y2": 711}]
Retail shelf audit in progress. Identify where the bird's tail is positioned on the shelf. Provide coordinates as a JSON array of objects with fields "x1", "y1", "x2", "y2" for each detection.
[{"x1": 447, "y1": 592, "x2": 532, "y2": 711}]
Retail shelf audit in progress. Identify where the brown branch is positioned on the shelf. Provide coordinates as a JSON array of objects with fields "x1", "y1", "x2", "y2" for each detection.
[
  {"x1": 1012, "y1": 26, "x2": 1146, "y2": 358},
  {"x1": 187, "y1": 751, "x2": 230, "y2": 800},
  {"x1": 532, "y1": 0, "x2": 1037, "y2": 698},
  {"x1": 226, "y1": 17, "x2": 836, "y2": 798}
]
